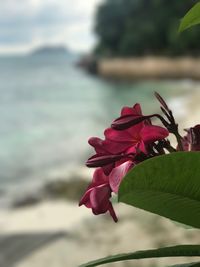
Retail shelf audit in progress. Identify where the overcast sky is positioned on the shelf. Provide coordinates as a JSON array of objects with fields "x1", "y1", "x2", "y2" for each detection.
[{"x1": 0, "y1": 0, "x2": 103, "y2": 54}]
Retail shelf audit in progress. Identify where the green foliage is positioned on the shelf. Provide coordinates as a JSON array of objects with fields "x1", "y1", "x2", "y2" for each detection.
[
  {"x1": 179, "y1": 2, "x2": 200, "y2": 32},
  {"x1": 80, "y1": 152, "x2": 200, "y2": 267},
  {"x1": 94, "y1": 0, "x2": 200, "y2": 56},
  {"x1": 79, "y1": 245, "x2": 200, "y2": 267},
  {"x1": 119, "y1": 152, "x2": 200, "y2": 229}
]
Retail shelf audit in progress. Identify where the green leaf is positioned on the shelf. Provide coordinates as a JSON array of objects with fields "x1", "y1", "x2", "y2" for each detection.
[
  {"x1": 79, "y1": 245, "x2": 200, "y2": 267},
  {"x1": 179, "y1": 2, "x2": 200, "y2": 32},
  {"x1": 119, "y1": 152, "x2": 200, "y2": 229}
]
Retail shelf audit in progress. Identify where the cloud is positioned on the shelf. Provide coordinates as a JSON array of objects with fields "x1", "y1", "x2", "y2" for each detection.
[{"x1": 0, "y1": 0, "x2": 103, "y2": 53}]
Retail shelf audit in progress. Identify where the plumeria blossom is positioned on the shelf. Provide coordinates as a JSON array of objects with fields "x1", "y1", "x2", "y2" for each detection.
[
  {"x1": 86, "y1": 137, "x2": 128, "y2": 175},
  {"x1": 104, "y1": 123, "x2": 169, "y2": 154},
  {"x1": 79, "y1": 168, "x2": 117, "y2": 222},
  {"x1": 80, "y1": 92, "x2": 195, "y2": 221},
  {"x1": 79, "y1": 162, "x2": 133, "y2": 222},
  {"x1": 86, "y1": 103, "x2": 168, "y2": 173}
]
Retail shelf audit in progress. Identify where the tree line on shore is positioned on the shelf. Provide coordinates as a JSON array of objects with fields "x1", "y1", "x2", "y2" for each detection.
[{"x1": 94, "y1": 0, "x2": 200, "y2": 57}]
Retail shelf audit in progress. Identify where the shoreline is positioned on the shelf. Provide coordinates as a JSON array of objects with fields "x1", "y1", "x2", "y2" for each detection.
[
  {"x1": 81, "y1": 56, "x2": 200, "y2": 80},
  {"x1": 2, "y1": 88, "x2": 200, "y2": 208},
  {"x1": 0, "y1": 165, "x2": 92, "y2": 209},
  {"x1": 2, "y1": 84, "x2": 200, "y2": 209}
]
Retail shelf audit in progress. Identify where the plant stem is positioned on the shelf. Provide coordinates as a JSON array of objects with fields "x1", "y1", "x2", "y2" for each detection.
[{"x1": 175, "y1": 132, "x2": 183, "y2": 151}]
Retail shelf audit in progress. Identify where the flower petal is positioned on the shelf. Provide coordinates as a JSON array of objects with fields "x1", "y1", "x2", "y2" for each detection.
[
  {"x1": 88, "y1": 137, "x2": 106, "y2": 154},
  {"x1": 92, "y1": 168, "x2": 108, "y2": 185},
  {"x1": 138, "y1": 140, "x2": 147, "y2": 154},
  {"x1": 141, "y1": 125, "x2": 169, "y2": 143},
  {"x1": 102, "y1": 163, "x2": 115, "y2": 176},
  {"x1": 103, "y1": 139, "x2": 133, "y2": 154},
  {"x1": 109, "y1": 161, "x2": 133, "y2": 193},
  {"x1": 79, "y1": 188, "x2": 92, "y2": 208},
  {"x1": 86, "y1": 154, "x2": 124, "y2": 168},
  {"x1": 121, "y1": 103, "x2": 142, "y2": 116},
  {"x1": 90, "y1": 184, "x2": 111, "y2": 214},
  {"x1": 104, "y1": 128, "x2": 133, "y2": 142},
  {"x1": 112, "y1": 115, "x2": 145, "y2": 130}
]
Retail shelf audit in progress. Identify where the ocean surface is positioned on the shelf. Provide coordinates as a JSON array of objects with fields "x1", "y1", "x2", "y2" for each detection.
[{"x1": 0, "y1": 54, "x2": 198, "y2": 195}]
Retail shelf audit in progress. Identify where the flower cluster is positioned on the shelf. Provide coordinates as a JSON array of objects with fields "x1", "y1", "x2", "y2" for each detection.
[{"x1": 79, "y1": 93, "x2": 200, "y2": 222}]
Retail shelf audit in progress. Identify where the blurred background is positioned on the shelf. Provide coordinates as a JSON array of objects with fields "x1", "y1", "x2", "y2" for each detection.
[{"x1": 0, "y1": 0, "x2": 200, "y2": 266}]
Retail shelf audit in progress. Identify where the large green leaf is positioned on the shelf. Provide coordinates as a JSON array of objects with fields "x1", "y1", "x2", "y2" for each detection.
[
  {"x1": 79, "y1": 245, "x2": 200, "y2": 267},
  {"x1": 179, "y1": 2, "x2": 200, "y2": 32},
  {"x1": 119, "y1": 152, "x2": 200, "y2": 229}
]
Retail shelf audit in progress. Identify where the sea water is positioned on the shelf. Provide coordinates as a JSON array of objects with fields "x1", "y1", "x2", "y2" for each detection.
[{"x1": 0, "y1": 54, "x2": 196, "y2": 194}]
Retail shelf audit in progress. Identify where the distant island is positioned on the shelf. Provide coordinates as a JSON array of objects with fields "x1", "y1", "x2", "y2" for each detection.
[{"x1": 31, "y1": 45, "x2": 70, "y2": 56}]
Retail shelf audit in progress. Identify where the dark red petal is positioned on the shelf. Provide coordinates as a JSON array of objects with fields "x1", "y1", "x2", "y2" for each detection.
[
  {"x1": 141, "y1": 125, "x2": 169, "y2": 143},
  {"x1": 126, "y1": 122, "x2": 144, "y2": 138},
  {"x1": 138, "y1": 140, "x2": 147, "y2": 154},
  {"x1": 112, "y1": 114, "x2": 156, "y2": 130},
  {"x1": 79, "y1": 189, "x2": 92, "y2": 208},
  {"x1": 102, "y1": 163, "x2": 115, "y2": 176},
  {"x1": 103, "y1": 139, "x2": 132, "y2": 154},
  {"x1": 86, "y1": 154, "x2": 124, "y2": 168},
  {"x1": 121, "y1": 103, "x2": 142, "y2": 116},
  {"x1": 92, "y1": 168, "x2": 108, "y2": 184},
  {"x1": 112, "y1": 115, "x2": 144, "y2": 130},
  {"x1": 133, "y1": 103, "x2": 142, "y2": 115},
  {"x1": 112, "y1": 112, "x2": 164, "y2": 130},
  {"x1": 90, "y1": 184, "x2": 111, "y2": 213},
  {"x1": 104, "y1": 128, "x2": 133, "y2": 142},
  {"x1": 88, "y1": 137, "x2": 106, "y2": 154},
  {"x1": 121, "y1": 107, "x2": 136, "y2": 116}
]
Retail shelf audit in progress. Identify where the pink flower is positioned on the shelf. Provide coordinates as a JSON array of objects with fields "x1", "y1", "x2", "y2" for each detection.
[
  {"x1": 86, "y1": 133, "x2": 136, "y2": 175},
  {"x1": 91, "y1": 103, "x2": 145, "y2": 156},
  {"x1": 86, "y1": 137, "x2": 127, "y2": 175},
  {"x1": 80, "y1": 93, "x2": 187, "y2": 222},
  {"x1": 108, "y1": 103, "x2": 169, "y2": 153},
  {"x1": 86, "y1": 103, "x2": 169, "y2": 173},
  {"x1": 105, "y1": 123, "x2": 169, "y2": 154},
  {"x1": 79, "y1": 161, "x2": 133, "y2": 222},
  {"x1": 79, "y1": 168, "x2": 118, "y2": 222}
]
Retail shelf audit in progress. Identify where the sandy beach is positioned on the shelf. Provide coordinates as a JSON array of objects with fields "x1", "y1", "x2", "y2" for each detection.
[
  {"x1": 1, "y1": 87, "x2": 200, "y2": 267},
  {"x1": 98, "y1": 57, "x2": 200, "y2": 80},
  {"x1": 2, "y1": 202, "x2": 200, "y2": 267}
]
